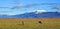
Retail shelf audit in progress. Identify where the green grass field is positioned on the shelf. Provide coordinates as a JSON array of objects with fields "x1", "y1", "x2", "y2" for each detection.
[{"x1": 0, "y1": 18, "x2": 60, "y2": 29}]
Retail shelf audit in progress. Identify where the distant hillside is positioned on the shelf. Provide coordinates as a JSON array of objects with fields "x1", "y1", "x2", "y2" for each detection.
[
  {"x1": 12, "y1": 12, "x2": 60, "y2": 18},
  {"x1": 0, "y1": 12, "x2": 60, "y2": 18}
]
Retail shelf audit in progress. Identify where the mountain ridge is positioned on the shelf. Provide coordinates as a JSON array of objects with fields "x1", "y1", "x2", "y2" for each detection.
[
  {"x1": 13, "y1": 12, "x2": 60, "y2": 18},
  {"x1": 0, "y1": 12, "x2": 60, "y2": 18}
]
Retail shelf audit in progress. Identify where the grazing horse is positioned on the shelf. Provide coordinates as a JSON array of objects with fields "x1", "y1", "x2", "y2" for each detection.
[
  {"x1": 22, "y1": 21, "x2": 24, "y2": 25},
  {"x1": 38, "y1": 21, "x2": 42, "y2": 24}
]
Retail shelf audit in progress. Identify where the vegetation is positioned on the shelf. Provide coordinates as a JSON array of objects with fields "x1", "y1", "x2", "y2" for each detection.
[{"x1": 0, "y1": 18, "x2": 60, "y2": 29}]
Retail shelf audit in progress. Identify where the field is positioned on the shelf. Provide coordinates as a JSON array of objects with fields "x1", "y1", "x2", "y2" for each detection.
[{"x1": 0, "y1": 18, "x2": 60, "y2": 29}]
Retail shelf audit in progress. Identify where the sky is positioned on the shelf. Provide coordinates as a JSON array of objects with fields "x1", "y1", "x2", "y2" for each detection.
[{"x1": 0, "y1": 0, "x2": 60, "y2": 15}]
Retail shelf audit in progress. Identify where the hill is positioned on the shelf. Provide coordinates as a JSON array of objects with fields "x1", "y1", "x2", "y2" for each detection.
[{"x1": 0, "y1": 12, "x2": 60, "y2": 18}]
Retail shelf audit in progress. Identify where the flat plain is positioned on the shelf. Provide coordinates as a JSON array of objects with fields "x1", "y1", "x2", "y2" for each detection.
[{"x1": 0, "y1": 18, "x2": 60, "y2": 29}]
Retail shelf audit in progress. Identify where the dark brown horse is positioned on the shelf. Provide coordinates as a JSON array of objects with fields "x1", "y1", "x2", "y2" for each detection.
[{"x1": 38, "y1": 21, "x2": 42, "y2": 24}]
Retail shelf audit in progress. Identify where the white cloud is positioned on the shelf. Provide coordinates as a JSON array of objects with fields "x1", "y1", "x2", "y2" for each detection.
[
  {"x1": 18, "y1": 4, "x2": 23, "y2": 7},
  {"x1": 0, "y1": 13, "x2": 14, "y2": 15}
]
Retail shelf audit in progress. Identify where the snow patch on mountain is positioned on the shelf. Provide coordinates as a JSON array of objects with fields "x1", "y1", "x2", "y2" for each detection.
[{"x1": 33, "y1": 10, "x2": 47, "y2": 14}]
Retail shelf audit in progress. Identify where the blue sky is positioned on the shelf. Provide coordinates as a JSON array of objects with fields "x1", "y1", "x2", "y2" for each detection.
[{"x1": 0, "y1": 0, "x2": 60, "y2": 15}]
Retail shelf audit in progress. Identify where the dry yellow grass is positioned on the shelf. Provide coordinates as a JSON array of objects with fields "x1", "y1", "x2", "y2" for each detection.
[{"x1": 0, "y1": 18, "x2": 60, "y2": 29}]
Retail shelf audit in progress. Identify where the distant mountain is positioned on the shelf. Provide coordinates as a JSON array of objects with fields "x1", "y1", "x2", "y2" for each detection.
[
  {"x1": 12, "y1": 12, "x2": 60, "y2": 18},
  {"x1": 0, "y1": 12, "x2": 60, "y2": 18}
]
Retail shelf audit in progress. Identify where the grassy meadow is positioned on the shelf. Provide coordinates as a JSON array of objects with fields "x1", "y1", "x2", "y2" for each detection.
[{"x1": 0, "y1": 18, "x2": 60, "y2": 29}]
